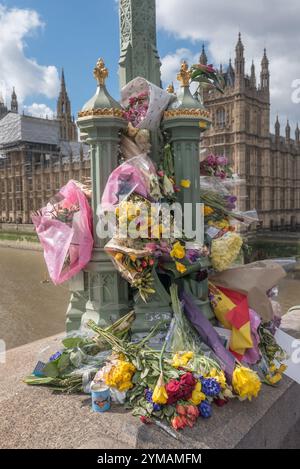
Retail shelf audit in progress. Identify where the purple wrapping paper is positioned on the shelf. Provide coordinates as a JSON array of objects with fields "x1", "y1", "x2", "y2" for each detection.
[
  {"x1": 243, "y1": 309, "x2": 261, "y2": 365},
  {"x1": 180, "y1": 291, "x2": 236, "y2": 381}
]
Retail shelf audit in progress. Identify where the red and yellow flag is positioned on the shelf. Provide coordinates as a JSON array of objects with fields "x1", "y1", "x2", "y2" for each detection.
[{"x1": 209, "y1": 282, "x2": 253, "y2": 358}]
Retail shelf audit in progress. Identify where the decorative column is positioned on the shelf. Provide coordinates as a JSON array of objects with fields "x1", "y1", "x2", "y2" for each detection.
[
  {"x1": 67, "y1": 58, "x2": 129, "y2": 330},
  {"x1": 163, "y1": 62, "x2": 214, "y2": 320},
  {"x1": 119, "y1": 0, "x2": 161, "y2": 89}
]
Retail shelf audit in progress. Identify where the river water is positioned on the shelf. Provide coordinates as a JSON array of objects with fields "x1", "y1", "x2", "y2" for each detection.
[{"x1": 0, "y1": 246, "x2": 299, "y2": 350}]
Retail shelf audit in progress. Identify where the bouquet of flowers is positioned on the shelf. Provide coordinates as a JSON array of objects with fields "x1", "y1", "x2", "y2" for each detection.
[
  {"x1": 121, "y1": 77, "x2": 172, "y2": 131},
  {"x1": 200, "y1": 154, "x2": 233, "y2": 180},
  {"x1": 31, "y1": 180, "x2": 93, "y2": 285}
]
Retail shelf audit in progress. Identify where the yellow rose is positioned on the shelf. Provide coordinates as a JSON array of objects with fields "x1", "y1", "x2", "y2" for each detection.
[
  {"x1": 170, "y1": 242, "x2": 186, "y2": 260},
  {"x1": 175, "y1": 262, "x2": 187, "y2": 274}
]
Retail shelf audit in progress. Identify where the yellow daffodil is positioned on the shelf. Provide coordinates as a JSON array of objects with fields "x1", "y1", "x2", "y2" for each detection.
[
  {"x1": 152, "y1": 373, "x2": 168, "y2": 405},
  {"x1": 170, "y1": 242, "x2": 186, "y2": 260},
  {"x1": 180, "y1": 179, "x2": 191, "y2": 189},
  {"x1": 175, "y1": 262, "x2": 187, "y2": 274},
  {"x1": 189, "y1": 382, "x2": 206, "y2": 406},
  {"x1": 232, "y1": 366, "x2": 261, "y2": 401},
  {"x1": 172, "y1": 351, "x2": 194, "y2": 368}
]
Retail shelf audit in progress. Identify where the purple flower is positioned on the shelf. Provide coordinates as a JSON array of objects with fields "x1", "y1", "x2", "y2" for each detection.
[
  {"x1": 216, "y1": 155, "x2": 228, "y2": 167},
  {"x1": 206, "y1": 154, "x2": 217, "y2": 166},
  {"x1": 225, "y1": 195, "x2": 237, "y2": 210},
  {"x1": 186, "y1": 249, "x2": 200, "y2": 264}
]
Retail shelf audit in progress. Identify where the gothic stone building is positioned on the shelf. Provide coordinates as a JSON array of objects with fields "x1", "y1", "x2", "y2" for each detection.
[
  {"x1": 0, "y1": 72, "x2": 90, "y2": 224},
  {"x1": 201, "y1": 34, "x2": 300, "y2": 231}
]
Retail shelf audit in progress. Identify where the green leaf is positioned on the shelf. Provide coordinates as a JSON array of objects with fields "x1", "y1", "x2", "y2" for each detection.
[
  {"x1": 57, "y1": 353, "x2": 70, "y2": 373},
  {"x1": 141, "y1": 368, "x2": 150, "y2": 380},
  {"x1": 69, "y1": 350, "x2": 84, "y2": 368},
  {"x1": 132, "y1": 407, "x2": 147, "y2": 417},
  {"x1": 132, "y1": 372, "x2": 141, "y2": 384},
  {"x1": 163, "y1": 406, "x2": 176, "y2": 418},
  {"x1": 146, "y1": 402, "x2": 154, "y2": 414},
  {"x1": 62, "y1": 338, "x2": 85, "y2": 349},
  {"x1": 24, "y1": 376, "x2": 55, "y2": 386},
  {"x1": 43, "y1": 361, "x2": 59, "y2": 378}
]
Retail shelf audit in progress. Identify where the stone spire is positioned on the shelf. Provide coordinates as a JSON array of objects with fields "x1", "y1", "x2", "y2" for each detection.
[
  {"x1": 11, "y1": 87, "x2": 18, "y2": 113},
  {"x1": 275, "y1": 115, "x2": 280, "y2": 138},
  {"x1": 260, "y1": 48, "x2": 270, "y2": 91},
  {"x1": 0, "y1": 91, "x2": 8, "y2": 120},
  {"x1": 285, "y1": 119, "x2": 291, "y2": 143},
  {"x1": 235, "y1": 32, "x2": 245, "y2": 88},
  {"x1": 250, "y1": 61, "x2": 256, "y2": 88},
  {"x1": 226, "y1": 58, "x2": 235, "y2": 87},
  {"x1": 199, "y1": 44, "x2": 208, "y2": 65},
  {"x1": 119, "y1": 0, "x2": 161, "y2": 88},
  {"x1": 296, "y1": 123, "x2": 300, "y2": 144},
  {"x1": 57, "y1": 69, "x2": 78, "y2": 141}
]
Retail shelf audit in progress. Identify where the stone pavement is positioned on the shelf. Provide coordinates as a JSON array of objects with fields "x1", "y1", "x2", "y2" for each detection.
[{"x1": 0, "y1": 334, "x2": 300, "y2": 449}]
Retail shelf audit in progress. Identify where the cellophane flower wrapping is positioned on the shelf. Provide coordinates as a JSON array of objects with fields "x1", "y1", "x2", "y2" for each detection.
[
  {"x1": 101, "y1": 154, "x2": 161, "y2": 211},
  {"x1": 121, "y1": 77, "x2": 172, "y2": 130},
  {"x1": 32, "y1": 180, "x2": 93, "y2": 285}
]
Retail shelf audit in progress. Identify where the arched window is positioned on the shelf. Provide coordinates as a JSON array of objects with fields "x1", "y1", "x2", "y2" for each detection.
[{"x1": 216, "y1": 107, "x2": 226, "y2": 128}]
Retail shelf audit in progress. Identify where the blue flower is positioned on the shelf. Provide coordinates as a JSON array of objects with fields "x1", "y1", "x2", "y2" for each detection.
[
  {"x1": 145, "y1": 389, "x2": 162, "y2": 412},
  {"x1": 49, "y1": 351, "x2": 62, "y2": 362},
  {"x1": 201, "y1": 378, "x2": 221, "y2": 397},
  {"x1": 153, "y1": 404, "x2": 162, "y2": 412},
  {"x1": 145, "y1": 389, "x2": 153, "y2": 403},
  {"x1": 199, "y1": 401, "x2": 212, "y2": 419}
]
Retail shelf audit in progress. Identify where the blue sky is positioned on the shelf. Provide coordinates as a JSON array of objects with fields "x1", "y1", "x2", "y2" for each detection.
[
  {"x1": 1, "y1": 0, "x2": 300, "y2": 130},
  {"x1": 0, "y1": 0, "x2": 206, "y2": 117}
]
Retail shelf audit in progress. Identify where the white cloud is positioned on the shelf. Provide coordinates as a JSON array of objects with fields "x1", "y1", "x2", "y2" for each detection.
[
  {"x1": 23, "y1": 103, "x2": 55, "y2": 119},
  {"x1": 157, "y1": 0, "x2": 300, "y2": 132},
  {"x1": 0, "y1": 4, "x2": 59, "y2": 106}
]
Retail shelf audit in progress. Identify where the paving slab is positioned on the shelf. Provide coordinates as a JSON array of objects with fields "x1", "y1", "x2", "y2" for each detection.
[{"x1": 0, "y1": 334, "x2": 299, "y2": 449}]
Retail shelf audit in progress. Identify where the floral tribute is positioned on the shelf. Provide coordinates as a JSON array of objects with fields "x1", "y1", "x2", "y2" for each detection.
[{"x1": 27, "y1": 60, "x2": 290, "y2": 438}]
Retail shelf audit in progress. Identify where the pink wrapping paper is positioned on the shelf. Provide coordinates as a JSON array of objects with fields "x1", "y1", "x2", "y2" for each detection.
[{"x1": 32, "y1": 180, "x2": 93, "y2": 285}]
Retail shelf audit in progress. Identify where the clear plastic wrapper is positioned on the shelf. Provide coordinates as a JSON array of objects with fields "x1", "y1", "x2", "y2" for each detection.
[
  {"x1": 32, "y1": 180, "x2": 93, "y2": 285},
  {"x1": 101, "y1": 154, "x2": 161, "y2": 211},
  {"x1": 121, "y1": 77, "x2": 172, "y2": 130}
]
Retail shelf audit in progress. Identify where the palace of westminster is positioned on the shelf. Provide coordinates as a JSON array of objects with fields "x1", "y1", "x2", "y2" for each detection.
[{"x1": 0, "y1": 34, "x2": 299, "y2": 230}]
